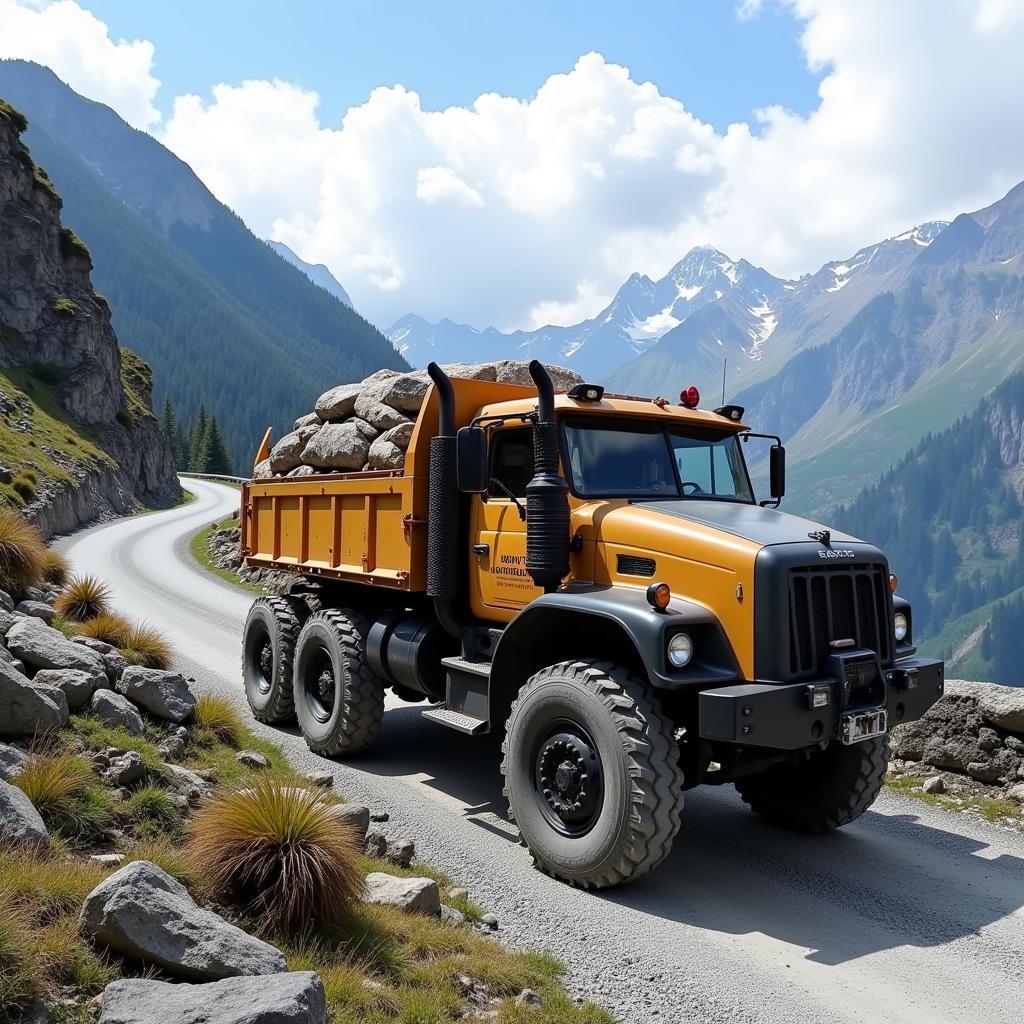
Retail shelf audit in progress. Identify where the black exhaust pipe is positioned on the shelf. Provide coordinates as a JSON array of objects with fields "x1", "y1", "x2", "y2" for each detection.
[
  {"x1": 425, "y1": 363, "x2": 462, "y2": 635},
  {"x1": 526, "y1": 360, "x2": 570, "y2": 593}
]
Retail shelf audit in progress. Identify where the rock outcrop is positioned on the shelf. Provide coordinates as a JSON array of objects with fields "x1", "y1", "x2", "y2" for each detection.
[{"x1": 0, "y1": 101, "x2": 179, "y2": 537}]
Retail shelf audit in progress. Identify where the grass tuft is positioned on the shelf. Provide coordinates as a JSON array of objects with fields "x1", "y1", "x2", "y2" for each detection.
[
  {"x1": 120, "y1": 838, "x2": 196, "y2": 887},
  {"x1": 0, "y1": 893, "x2": 38, "y2": 1014},
  {"x1": 124, "y1": 785, "x2": 184, "y2": 841},
  {"x1": 193, "y1": 693, "x2": 245, "y2": 747},
  {"x1": 186, "y1": 779, "x2": 364, "y2": 933},
  {"x1": 120, "y1": 622, "x2": 172, "y2": 669},
  {"x1": 0, "y1": 508, "x2": 46, "y2": 588},
  {"x1": 76, "y1": 612, "x2": 132, "y2": 647},
  {"x1": 54, "y1": 574, "x2": 111, "y2": 622},
  {"x1": 39, "y1": 548, "x2": 71, "y2": 587},
  {"x1": 13, "y1": 752, "x2": 115, "y2": 845}
]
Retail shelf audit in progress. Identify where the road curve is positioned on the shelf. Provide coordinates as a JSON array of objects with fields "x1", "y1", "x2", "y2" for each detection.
[{"x1": 59, "y1": 478, "x2": 1024, "y2": 1024}]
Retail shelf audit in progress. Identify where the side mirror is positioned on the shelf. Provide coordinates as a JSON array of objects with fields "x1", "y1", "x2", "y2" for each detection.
[
  {"x1": 456, "y1": 426, "x2": 488, "y2": 493},
  {"x1": 769, "y1": 444, "x2": 786, "y2": 501}
]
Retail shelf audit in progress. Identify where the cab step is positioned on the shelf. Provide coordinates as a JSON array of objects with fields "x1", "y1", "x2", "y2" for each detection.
[
  {"x1": 440, "y1": 656, "x2": 490, "y2": 677},
  {"x1": 421, "y1": 704, "x2": 489, "y2": 735}
]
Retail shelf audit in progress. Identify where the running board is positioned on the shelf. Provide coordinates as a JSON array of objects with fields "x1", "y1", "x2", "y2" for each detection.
[{"x1": 421, "y1": 705, "x2": 489, "y2": 735}]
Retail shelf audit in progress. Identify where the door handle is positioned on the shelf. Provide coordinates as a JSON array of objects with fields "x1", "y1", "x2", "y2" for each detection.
[{"x1": 472, "y1": 543, "x2": 489, "y2": 555}]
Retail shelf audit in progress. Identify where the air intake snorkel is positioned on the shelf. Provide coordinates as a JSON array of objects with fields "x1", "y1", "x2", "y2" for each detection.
[{"x1": 525, "y1": 360, "x2": 570, "y2": 593}]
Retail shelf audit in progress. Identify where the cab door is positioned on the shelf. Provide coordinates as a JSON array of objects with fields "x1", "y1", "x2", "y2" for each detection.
[{"x1": 469, "y1": 426, "x2": 542, "y2": 619}]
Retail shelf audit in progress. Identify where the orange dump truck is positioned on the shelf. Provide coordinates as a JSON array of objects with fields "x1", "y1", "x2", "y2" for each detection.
[{"x1": 240, "y1": 362, "x2": 943, "y2": 888}]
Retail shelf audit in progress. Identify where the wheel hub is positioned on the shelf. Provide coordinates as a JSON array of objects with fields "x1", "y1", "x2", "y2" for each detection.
[
  {"x1": 258, "y1": 641, "x2": 273, "y2": 678},
  {"x1": 535, "y1": 730, "x2": 602, "y2": 833},
  {"x1": 316, "y1": 666, "x2": 335, "y2": 708}
]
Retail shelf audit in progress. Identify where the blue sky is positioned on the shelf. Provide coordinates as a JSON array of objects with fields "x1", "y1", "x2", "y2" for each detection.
[{"x1": 85, "y1": 0, "x2": 820, "y2": 130}]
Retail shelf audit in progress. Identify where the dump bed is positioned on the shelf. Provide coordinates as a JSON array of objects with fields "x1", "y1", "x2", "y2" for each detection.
[{"x1": 240, "y1": 376, "x2": 531, "y2": 592}]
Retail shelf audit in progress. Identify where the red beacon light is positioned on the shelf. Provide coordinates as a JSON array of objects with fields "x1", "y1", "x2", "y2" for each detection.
[{"x1": 680, "y1": 385, "x2": 700, "y2": 409}]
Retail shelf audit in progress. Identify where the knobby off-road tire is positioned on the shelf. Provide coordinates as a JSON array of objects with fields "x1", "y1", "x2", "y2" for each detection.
[
  {"x1": 734, "y1": 735, "x2": 889, "y2": 832},
  {"x1": 242, "y1": 595, "x2": 308, "y2": 723},
  {"x1": 293, "y1": 608, "x2": 384, "y2": 757},
  {"x1": 501, "y1": 659, "x2": 684, "y2": 889}
]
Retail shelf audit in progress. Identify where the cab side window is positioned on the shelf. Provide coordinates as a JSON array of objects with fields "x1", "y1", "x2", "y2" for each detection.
[{"x1": 489, "y1": 428, "x2": 534, "y2": 498}]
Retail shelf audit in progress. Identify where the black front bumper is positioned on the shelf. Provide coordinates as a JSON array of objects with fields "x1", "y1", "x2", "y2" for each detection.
[{"x1": 697, "y1": 655, "x2": 944, "y2": 751}]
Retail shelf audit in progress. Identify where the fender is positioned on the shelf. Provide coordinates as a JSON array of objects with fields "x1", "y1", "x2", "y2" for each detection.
[{"x1": 488, "y1": 583, "x2": 741, "y2": 727}]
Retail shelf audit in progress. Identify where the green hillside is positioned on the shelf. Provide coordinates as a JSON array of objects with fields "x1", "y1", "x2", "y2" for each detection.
[{"x1": 832, "y1": 370, "x2": 1024, "y2": 684}]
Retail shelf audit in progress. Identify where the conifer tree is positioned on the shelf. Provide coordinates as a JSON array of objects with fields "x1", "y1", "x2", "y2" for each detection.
[
  {"x1": 201, "y1": 416, "x2": 233, "y2": 475},
  {"x1": 189, "y1": 405, "x2": 208, "y2": 471}
]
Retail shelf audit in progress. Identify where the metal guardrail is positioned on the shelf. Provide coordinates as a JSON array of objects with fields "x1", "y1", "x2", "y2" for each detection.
[{"x1": 178, "y1": 472, "x2": 248, "y2": 484}]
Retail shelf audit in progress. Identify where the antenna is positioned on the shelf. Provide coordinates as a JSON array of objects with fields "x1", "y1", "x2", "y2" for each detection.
[{"x1": 721, "y1": 358, "x2": 727, "y2": 405}]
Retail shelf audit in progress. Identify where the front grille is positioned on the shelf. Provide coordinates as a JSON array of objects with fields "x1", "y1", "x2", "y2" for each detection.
[{"x1": 788, "y1": 564, "x2": 891, "y2": 677}]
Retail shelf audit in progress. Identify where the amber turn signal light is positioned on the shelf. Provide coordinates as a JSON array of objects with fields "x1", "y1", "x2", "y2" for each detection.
[
  {"x1": 889, "y1": 574, "x2": 898, "y2": 593},
  {"x1": 647, "y1": 581, "x2": 671, "y2": 611}
]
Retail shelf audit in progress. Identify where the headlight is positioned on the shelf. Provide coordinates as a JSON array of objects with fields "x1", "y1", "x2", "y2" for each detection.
[
  {"x1": 894, "y1": 612, "x2": 909, "y2": 642},
  {"x1": 667, "y1": 632, "x2": 693, "y2": 668}
]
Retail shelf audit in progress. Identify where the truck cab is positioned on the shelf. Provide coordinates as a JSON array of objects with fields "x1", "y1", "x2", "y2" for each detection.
[{"x1": 240, "y1": 362, "x2": 943, "y2": 888}]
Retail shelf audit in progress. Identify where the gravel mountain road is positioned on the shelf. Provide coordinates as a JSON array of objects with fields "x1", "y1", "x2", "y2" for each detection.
[{"x1": 58, "y1": 478, "x2": 1024, "y2": 1024}]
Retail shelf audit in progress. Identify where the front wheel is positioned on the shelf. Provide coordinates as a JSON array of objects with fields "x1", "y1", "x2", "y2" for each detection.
[
  {"x1": 734, "y1": 735, "x2": 889, "y2": 832},
  {"x1": 293, "y1": 609, "x2": 384, "y2": 757},
  {"x1": 501, "y1": 659, "x2": 684, "y2": 889},
  {"x1": 242, "y1": 596, "x2": 308, "y2": 723}
]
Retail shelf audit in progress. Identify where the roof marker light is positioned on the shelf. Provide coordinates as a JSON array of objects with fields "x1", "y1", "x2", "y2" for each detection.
[
  {"x1": 568, "y1": 383, "x2": 605, "y2": 402},
  {"x1": 680, "y1": 386, "x2": 700, "y2": 409}
]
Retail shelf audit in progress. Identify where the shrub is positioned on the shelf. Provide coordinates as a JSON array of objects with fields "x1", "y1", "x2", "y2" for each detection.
[
  {"x1": 10, "y1": 469, "x2": 37, "y2": 503},
  {"x1": 186, "y1": 779, "x2": 364, "y2": 933},
  {"x1": 76, "y1": 612, "x2": 132, "y2": 648},
  {"x1": 0, "y1": 98, "x2": 29, "y2": 133},
  {"x1": 0, "y1": 509, "x2": 46, "y2": 588},
  {"x1": 58, "y1": 227, "x2": 90, "y2": 262},
  {"x1": 54, "y1": 574, "x2": 111, "y2": 622},
  {"x1": 39, "y1": 549, "x2": 71, "y2": 588},
  {"x1": 33, "y1": 164, "x2": 58, "y2": 199},
  {"x1": 194, "y1": 694, "x2": 245, "y2": 747},
  {"x1": 121, "y1": 622, "x2": 172, "y2": 669},
  {"x1": 51, "y1": 297, "x2": 77, "y2": 317}
]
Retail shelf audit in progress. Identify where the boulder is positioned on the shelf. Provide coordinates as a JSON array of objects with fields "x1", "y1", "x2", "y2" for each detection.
[
  {"x1": 287, "y1": 465, "x2": 316, "y2": 477},
  {"x1": 294, "y1": 412, "x2": 319, "y2": 431},
  {"x1": 74, "y1": 636, "x2": 116, "y2": 656},
  {"x1": 97, "y1": 972, "x2": 327, "y2": 1024},
  {"x1": 117, "y1": 667, "x2": 196, "y2": 724},
  {"x1": 0, "y1": 659, "x2": 65, "y2": 736},
  {"x1": 91, "y1": 689, "x2": 144, "y2": 736},
  {"x1": 314, "y1": 383, "x2": 362, "y2": 422},
  {"x1": 366, "y1": 436, "x2": 405, "y2": 471},
  {"x1": 104, "y1": 649, "x2": 129, "y2": 683},
  {"x1": 32, "y1": 667, "x2": 96, "y2": 710},
  {"x1": 302, "y1": 421, "x2": 375, "y2": 471},
  {"x1": 32, "y1": 682, "x2": 69, "y2": 726},
  {"x1": 6, "y1": 619, "x2": 107, "y2": 681},
  {"x1": 163, "y1": 764, "x2": 210, "y2": 804},
  {"x1": 0, "y1": 589, "x2": 13, "y2": 611},
  {"x1": 385, "y1": 837, "x2": 415, "y2": 868},
  {"x1": 922, "y1": 776, "x2": 945, "y2": 794},
  {"x1": 0, "y1": 777, "x2": 49, "y2": 849},
  {"x1": 493, "y1": 360, "x2": 583, "y2": 389},
  {"x1": 379, "y1": 421, "x2": 414, "y2": 450},
  {"x1": 364, "y1": 872, "x2": 440, "y2": 915},
  {"x1": 364, "y1": 829, "x2": 387, "y2": 858},
  {"x1": 0, "y1": 740, "x2": 29, "y2": 780},
  {"x1": 269, "y1": 431, "x2": 311, "y2": 474},
  {"x1": 15, "y1": 600, "x2": 55, "y2": 624},
  {"x1": 440, "y1": 905, "x2": 466, "y2": 925},
  {"x1": 236, "y1": 750, "x2": 268, "y2": 769},
  {"x1": 0, "y1": 610, "x2": 16, "y2": 636},
  {"x1": 976, "y1": 683, "x2": 1024, "y2": 734},
  {"x1": 252, "y1": 459, "x2": 273, "y2": 480},
  {"x1": 104, "y1": 751, "x2": 146, "y2": 786},
  {"x1": 354, "y1": 391, "x2": 411, "y2": 432},
  {"x1": 80, "y1": 861, "x2": 288, "y2": 980},
  {"x1": 329, "y1": 803, "x2": 369, "y2": 841}
]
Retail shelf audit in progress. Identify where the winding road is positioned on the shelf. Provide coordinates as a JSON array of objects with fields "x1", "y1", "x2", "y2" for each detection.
[{"x1": 59, "y1": 478, "x2": 1024, "y2": 1024}]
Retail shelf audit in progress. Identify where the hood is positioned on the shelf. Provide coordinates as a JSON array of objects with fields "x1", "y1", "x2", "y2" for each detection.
[{"x1": 630, "y1": 499, "x2": 862, "y2": 548}]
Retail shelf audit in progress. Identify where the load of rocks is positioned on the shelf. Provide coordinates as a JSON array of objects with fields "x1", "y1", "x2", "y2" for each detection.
[
  {"x1": 254, "y1": 361, "x2": 584, "y2": 480},
  {"x1": 890, "y1": 679, "x2": 1024, "y2": 808}
]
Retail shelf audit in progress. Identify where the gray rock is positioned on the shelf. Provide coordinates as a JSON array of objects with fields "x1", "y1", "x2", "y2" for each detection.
[
  {"x1": 32, "y1": 682, "x2": 69, "y2": 726},
  {"x1": 370, "y1": 811, "x2": 389, "y2": 822},
  {"x1": 922, "y1": 776, "x2": 945, "y2": 794},
  {"x1": 269, "y1": 430, "x2": 311, "y2": 474},
  {"x1": 158, "y1": 734, "x2": 188, "y2": 762},
  {"x1": 294, "y1": 412, "x2": 319, "y2": 431},
  {"x1": 493, "y1": 360, "x2": 583, "y2": 389},
  {"x1": 378, "y1": 421, "x2": 414, "y2": 450},
  {"x1": 91, "y1": 689, "x2": 144, "y2": 736},
  {"x1": 302, "y1": 421, "x2": 374, "y2": 471},
  {"x1": 286, "y1": 465, "x2": 316, "y2": 477},
  {"x1": 32, "y1": 667, "x2": 95, "y2": 709},
  {"x1": 104, "y1": 751, "x2": 146, "y2": 786},
  {"x1": 385, "y1": 837, "x2": 415, "y2": 868},
  {"x1": 447, "y1": 887, "x2": 469, "y2": 902},
  {"x1": 23, "y1": 587, "x2": 45, "y2": 602},
  {"x1": 80, "y1": 860, "x2": 287, "y2": 980},
  {"x1": 104, "y1": 649, "x2": 129, "y2": 683},
  {"x1": 0, "y1": 589, "x2": 13, "y2": 612},
  {"x1": 16, "y1": 600, "x2": 55, "y2": 624},
  {"x1": 0, "y1": 777, "x2": 49, "y2": 849},
  {"x1": 976, "y1": 683, "x2": 1024, "y2": 733},
  {"x1": 516, "y1": 989, "x2": 544, "y2": 1008},
  {"x1": 0, "y1": 643, "x2": 13, "y2": 664},
  {"x1": 97, "y1": 972, "x2": 326, "y2": 1024},
  {"x1": 163, "y1": 764, "x2": 209, "y2": 804},
  {"x1": 329, "y1": 803, "x2": 369, "y2": 840},
  {"x1": 314, "y1": 382, "x2": 362, "y2": 422},
  {"x1": 366, "y1": 436, "x2": 405, "y2": 471},
  {"x1": 307, "y1": 771, "x2": 333, "y2": 788},
  {"x1": 0, "y1": 740, "x2": 29, "y2": 780},
  {"x1": 74, "y1": 636, "x2": 116, "y2": 655},
  {"x1": 364, "y1": 872, "x2": 440, "y2": 915},
  {"x1": 91, "y1": 853, "x2": 125, "y2": 867},
  {"x1": 0, "y1": 609, "x2": 17, "y2": 636},
  {"x1": 236, "y1": 750, "x2": 269, "y2": 769},
  {"x1": 1007, "y1": 784, "x2": 1024, "y2": 804},
  {"x1": 480, "y1": 913, "x2": 499, "y2": 930},
  {"x1": 6, "y1": 619, "x2": 107, "y2": 679},
  {"x1": 978, "y1": 727, "x2": 1001, "y2": 752},
  {"x1": 354, "y1": 391, "x2": 411, "y2": 432},
  {"x1": 440, "y1": 904, "x2": 466, "y2": 925},
  {"x1": 252, "y1": 459, "x2": 273, "y2": 481},
  {"x1": 0, "y1": 659, "x2": 64, "y2": 736},
  {"x1": 967, "y1": 760, "x2": 1003, "y2": 784},
  {"x1": 117, "y1": 667, "x2": 196, "y2": 724},
  {"x1": 364, "y1": 829, "x2": 387, "y2": 858}
]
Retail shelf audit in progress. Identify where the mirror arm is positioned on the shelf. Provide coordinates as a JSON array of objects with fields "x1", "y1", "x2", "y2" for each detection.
[{"x1": 488, "y1": 478, "x2": 527, "y2": 521}]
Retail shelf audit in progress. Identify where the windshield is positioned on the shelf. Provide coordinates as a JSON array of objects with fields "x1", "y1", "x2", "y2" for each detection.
[{"x1": 561, "y1": 417, "x2": 754, "y2": 502}]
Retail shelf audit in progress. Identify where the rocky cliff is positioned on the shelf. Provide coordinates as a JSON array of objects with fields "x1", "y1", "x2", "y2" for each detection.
[{"x1": 0, "y1": 99, "x2": 179, "y2": 537}]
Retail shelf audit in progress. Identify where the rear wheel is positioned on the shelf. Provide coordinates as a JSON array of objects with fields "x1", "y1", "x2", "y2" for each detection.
[
  {"x1": 242, "y1": 596, "x2": 307, "y2": 723},
  {"x1": 293, "y1": 608, "x2": 384, "y2": 756},
  {"x1": 501, "y1": 659, "x2": 684, "y2": 889},
  {"x1": 734, "y1": 735, "x2": 888, "y2": 832}
]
